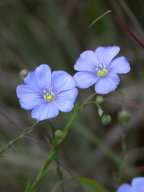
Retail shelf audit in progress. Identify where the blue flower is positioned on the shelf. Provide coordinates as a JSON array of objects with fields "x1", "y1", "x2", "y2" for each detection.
[
  {"x1": 117, "y1": 177, "x2": 144, "y2": 192},
  {"x1": 74, "y1": 46, "x2": 130, "y2": 94},
  {"x1": 16, "y1": 64, "x2": 78, "y2": 121}
]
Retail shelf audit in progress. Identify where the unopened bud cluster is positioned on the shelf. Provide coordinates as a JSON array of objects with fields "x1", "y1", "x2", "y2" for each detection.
[
  {"x1": 118, "y1": 109, "x2": 131, "y2": 123},
  {"x1": 19, "y1": 69, "x2": 28, "y2": 80},
  {"x1": 101, "y1": 114, "x2": 112, "y2": 126}
]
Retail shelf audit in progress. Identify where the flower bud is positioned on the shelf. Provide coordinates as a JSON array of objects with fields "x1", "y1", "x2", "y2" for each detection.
[
  {"x1": 96, "y1": 95, "x2": 104, "y2": 104},
  {"x1": 54, "y1": 130, "x2": 63, "y2": 139},
  {"x1": 101, "y1": 114, "x2": 112, "y2": 126},
  {"x1": 19, "y1": 69, "x2": 28, "y2": 80},
  {"x1": 118, "y1": 109, "x2": 131, "y2": 123}
]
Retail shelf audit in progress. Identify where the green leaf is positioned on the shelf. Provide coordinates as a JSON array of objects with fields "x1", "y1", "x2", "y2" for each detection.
[
  {"x1": 25, "y1": 179, "x2": 32, "y2": 192},
  {"x1": 77, "y1": 177, "x2": 109, "y2": 192}
]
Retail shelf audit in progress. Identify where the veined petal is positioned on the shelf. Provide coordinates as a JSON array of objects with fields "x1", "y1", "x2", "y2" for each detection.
[
  {"x1": 132, "y1": 177, "x2": 144, "y2": 192},
  {"x1": 16, "y1": 85, "x2": 42, "y2": 110},
  {"x1": 74, "y1": 72, "x2": 98, "y2": 88},
  {"x1": 24, "y1": 64, "x2": 51, "y2": 89},
  {"x1": 31, "y1": 102, "x2": 59, "y2": 120},
  {"x1": 51, "y1": 71, "x2": 76, "y2": 93},
  {"x1": 109, "y1": 56, "x2": 130, "y2": 74},
  {"x1": 23, "y1": 72, "x2": 36, "y2": 87},
  {"x1": 117, "y1": 184, "x2": 132, "y2": 192},
  {"x1": 54, "y1": 88, "x2": 78, "y2": 112},
  {"x1": 95, "y1": 73, "x2": 120, "y2": 94},
  {"x1": 74, "y1": 50, "x2": 98, "y2": 72},
  {"x1": 95, "y1": 46, "x2": 120, "y2": 66}
]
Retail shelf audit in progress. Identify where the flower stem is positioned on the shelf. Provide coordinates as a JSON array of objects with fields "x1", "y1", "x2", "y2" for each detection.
[
  {"x1": 56, "y1": 158, "x2": 65, "y2": 192},
  {"x1": 0, "y1": 121, "x2": 39, "y2": 156},
  {"x1": 117, "y1": 123, "x2": 127, "y2": 185},
  {"x1": 114, "y1": 15, "x2": 144, "y2": 49},
  {"x1": 27, "y1": 93, "x2": 96, "y2": 192}
]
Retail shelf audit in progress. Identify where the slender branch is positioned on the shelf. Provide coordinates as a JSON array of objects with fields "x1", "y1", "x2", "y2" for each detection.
[
  {"x1": 27, "y1": 93, "x2": 96, "y2": 192},
  {"x1": 118, "y1": 0, "x2": 144, "y2": 39},
  {"x1": 117, "y1": 123, "x2": 127, "y2": 185},
  {"x1": 51, "y1": 177, "x2": 77, "y2": 192},
  {"x1": 0, "y1": 121, "x2": 39, "y2": 156},
  {"x1": 56, "y1": 158, "x2": 65, "y2": 192},
  {"x1": 114, "y1": 15, "x2": 144, "y2": 49},
  {"x1": 89, "y1": 10, "x2": 112, "y2": 28}
]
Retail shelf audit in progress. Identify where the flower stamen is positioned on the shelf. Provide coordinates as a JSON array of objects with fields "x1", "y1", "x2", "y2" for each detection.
[
  {"x1": 44, "y1": 93, "x2": 55, "y2": 101},
  {"x1": 96, "y1": 65, "x2": 108, "y2": 77},
  {"x1": 43, "y1": 88, "x2": 55, "y2": 101}
]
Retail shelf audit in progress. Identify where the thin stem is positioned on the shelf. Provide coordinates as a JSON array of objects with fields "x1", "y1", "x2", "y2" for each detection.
[
  {"x1": 89, "y1": 10, "x2": 112, "y2": 28},
  {"x1": 56, "y1": 158, "x2": 65, "y2": 192},
  {"x1": 121, "y1": 124, "x2": 127, "y2": 155},
  {"x1": 118, "y1": 123, "x2": 127, "y2": 184},
  {"x1": 79, "y1": 124, "x2": 126, "y2": 168},
  {"x1": 118, "y1": 0, "x2": 144, "y2": 39},
  {"x1": 114, "y1": 15, "x2": 144, "y2": 49},
  {"x1": 57, "y1": 160, "x2": 87, "y2": 192},
  {"x1": 51, "y1": 177, "x2": 77, "y2": 192},
  {"x1": 28, "y1": 93, "x2": 96, "y2": 192},
  {"x1": 0, "y1": 121, "x2": 39, "y2": 156}
]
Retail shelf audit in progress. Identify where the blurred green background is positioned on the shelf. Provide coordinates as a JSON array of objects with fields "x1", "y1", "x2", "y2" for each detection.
[{"x1": 0, "y1": 0, "x2": 144, "y2": 191}]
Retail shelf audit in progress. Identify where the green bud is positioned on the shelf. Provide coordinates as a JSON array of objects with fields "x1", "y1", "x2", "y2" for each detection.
[
  {"x1": 96, "y1": 96, "x2": 104, "y2": 104},
  {"x1": 19, "y1": 69, "x2": 28, "y2": 80},
  {"x1": 54, "y1": 130, "x2": 63, "y2": 139},
  {"x1": 118, "y1": 109, "x2": 131, "y2": 123},
  {"x1": 101, "y1": 114, "x2": 112, "y2": 126}
]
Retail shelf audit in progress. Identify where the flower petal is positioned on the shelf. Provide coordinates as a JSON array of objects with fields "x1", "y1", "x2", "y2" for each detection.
[
  {"x1": 74, "y1": 50, "x2": 98, "y2": 72},
  {"x1": 31, "y1": 102, "x2": 59, "y2": 120},
  {"x1": 95, "y1": 46, "x2": 120, "y2": 66},
  {"x1": 132, "y1": 177, "x2": 144, "y2": 192},
  {"x1": 117, "y1": 184, "x2": 132, "y2": 192},
  {"x1": 51, "y1": 71, "x2": 76, "y2": 93},
  {"x1": 74, "y1": 72, "x2": 99, "y2": 88},
  {"x1": 54, "y1": 88, "x2": 78, "y2": 112},
  {"x1": 95, "y1": 73, "x2": 120, "y2": 94},
  {"x1": 109, "y1": 56, "x2": 130, "y2": 74},
  {"x1": 24, "y1": 64, "x2": 51, "y2": 89},
  {"x1": 16, "y1": 85, "x2": 42, "y2": 110}
]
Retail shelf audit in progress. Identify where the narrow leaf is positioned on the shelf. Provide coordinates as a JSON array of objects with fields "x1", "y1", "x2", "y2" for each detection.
[{"x1": 77, "y1": 177, "x2": 109, "y2": 192}]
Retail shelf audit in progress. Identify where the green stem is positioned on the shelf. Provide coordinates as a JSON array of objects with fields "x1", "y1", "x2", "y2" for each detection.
[
  {"x1": 79, "y1": 124, "x2": 126, "y2": 168},
  {"x1": 0, "y1": 121, "x2": 39, "y2": 155},
  {"x1": 56, "y1": 158, "x2": 65, "y2": 192},
  {"x1": 121, "y1": 124, "x2": 127, "y2": 155},
  {"x1": 118, "y1": 123, "x2": 127, "y2": 184},
  {"x1": 28, "y1": 93, "x2": 96, "y2": 192}
]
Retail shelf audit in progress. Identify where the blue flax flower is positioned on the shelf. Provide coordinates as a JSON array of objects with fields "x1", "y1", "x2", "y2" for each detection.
[
  {"x1": 74, "y1": 46, "x2": 130, "y2": 94},
  {"x1": 16, "y1": 64, "x2": 78, "y2": 120},
  {"x1": 117, "y1": 177, "x2": 144, "y2": 192}
]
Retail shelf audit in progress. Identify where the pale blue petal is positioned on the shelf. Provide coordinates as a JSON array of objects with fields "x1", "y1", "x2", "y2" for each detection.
[
  {"x1": 74, "y1": 50, "x2": 99, "y2": 72},
  {"x1": 23, "y1": 72, "x2": 36, "y2": 87},
  {"x1": 31, "y1": 102, "x2": 59, "y2": 120},
  {"x1": 54, "y1": 88, "x2": 78, "y2": 112},
  {"x1": 95, "y1": 46, "x2": 120, "y2": 66},
  {"x1": 51, "y1": 71, "x2": 76, "y2": 93},
  {"x1": 16, "y1": 85, "x2": 42, "y2": 110},
  {"x1": 95, "y1": 73, "x2": 120, "y2": 94},
  {"x1": 24, "y1": 64, "x2": 51, "y2": 89},
  {"x1": 74, "y1": 72, "x2": 99, "y2": 88},
  {"x1": 132, "y1": 177, "x2": 144, "y2": 192},
  {"x1": 109, "y1": 56, "x2": 130, "y2": 74},
  {"x1": 117, "y1": 184, "x2": 132, "y2": 192}
]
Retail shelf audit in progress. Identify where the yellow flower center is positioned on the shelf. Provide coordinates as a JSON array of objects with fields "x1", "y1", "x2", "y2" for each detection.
[
  {"x1": 95, "y1": 64, "x2": 108, "y2": 77},
  {"x1": 97, "y1": 69, "x2": 108, "y2": 77},
  {"x1": 44, "y1": 93, "x2": 55, "y2": 101},
  {"x1": 43, "y1": 87, "x2": 55, "y2": 101}
]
